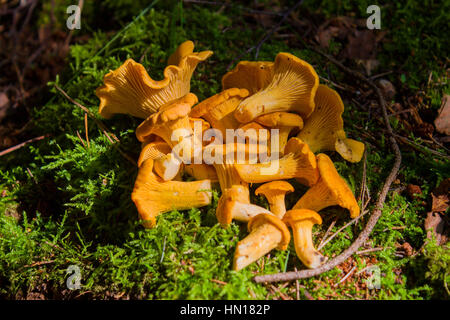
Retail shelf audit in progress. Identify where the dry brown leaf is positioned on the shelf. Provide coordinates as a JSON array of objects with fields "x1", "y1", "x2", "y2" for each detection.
[
  {"x1": 0, "y1": 92, "x2": 10, "y2": 122},
  {"x1": 434, "y1": 95, "x2": 450, "y2": 135},
  {"x1": 431, "y1": 178, "x2": 450, "y2": 214},
  {"x1": 424, "y1": 211, "x2": 448, "y2": 245},
  {"x1": 432, "y1": 194, "x2": 449, "y2": 213},
  {"x1": 315, "y1": 16, "x2": 353, "y2": 48}
]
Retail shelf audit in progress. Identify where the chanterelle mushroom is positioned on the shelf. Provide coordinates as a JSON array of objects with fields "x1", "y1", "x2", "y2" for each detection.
[
  {"x1": 190, "y1": 88, "x2": 249, "y2": 136},
  {"x1": 233, "y1": 213, "x2": 290, "y2": 271},
  {"x1": 234, "y1": 52, "x2": 319, "y2": 123},
  {"x1": 293, "y1": 153, "x2": 360, "y2": 218},
  {"x1": 135, "y1": 93, "x2": 200, "y2": 163},
  {"x1": 255, "y1": 181, "x2": 294, "y2": 218},
  {"x1": 96, "y1": 40, "x2": 212, "y2": 119},
  {"x1": 283, "y1": 209, "x2": 327, "y2": 269},
  {"x1": 204, "y1": 143, "x2": 269, "y2": 226},
  {"x1": 216, "y1": 185, "x2": 273, "y2": 227},
  {"x1": 184, "y1": 164, "x2": 218, "y2": 182},
  {"x1": 222, "y1": 61, "x2": 274, "y2": 95},
  {"x1": 297, "y1": 84, "x2": 365, "y2": 163},
  {"x1": 234, "y1": 137, "x2": 319, "y2": 187},
  {"x1": 131, "y1": 159, "x2": 212, "y2": 228},
  {"x1": 238, "y1": 122, "x2": 271, "y2": 145},
  {"x1": 137, "y1": 140, "x2": 182, "y2": 181},
  {"x1": 254, "y1": 112, "x2": 303, "y2": 154}
]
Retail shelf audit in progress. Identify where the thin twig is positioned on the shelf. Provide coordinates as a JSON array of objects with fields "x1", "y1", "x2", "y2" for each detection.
[
  {"x1": 210, "y1": 278, "x2": 227, "y2": 286},
  {"x1": 0, "y1": 135, "x2": 48, "y2": 157},
  {"x1": 76, "y1": 130, "x2": 86, "y2": 148},
  {"x1": 317, "y1": 209, "x2": 369, "y2": 251},
  {"x1": 317, "y1": 217, "x2": 337, "y2": 249},
  {"x1": 84, "y1": 113, "x2": 90, "y2": 148},
  {"x1": 356, "y1": 247, "x2": 385, "y2": 255},
  {"x1": 391, "y1": 132, "x2": 450, "y2": 160},
  {"x1": 253, "y1": 47, "x2": 402, "y2": 283},
  {"x1": 334, "y1": 265, "x2": 357, "y2": 287},
  {"x1": 160, "y1": 236, "x2": 167, "y2": 263},
  {"x1": 54, "y1": 85, "x2": 137, "y2": 166},
  {"x1": 24, "y1": 260, "x2": 55, "y2": 268}
]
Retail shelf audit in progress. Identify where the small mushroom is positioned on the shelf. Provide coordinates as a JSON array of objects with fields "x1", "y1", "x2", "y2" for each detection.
[
  {"x1": 255, "y1": 181, "x2": 294, "y2": 218},
  {"x1": 222, "y1": 61, "x2": 274, "y2": 95},
  {"x1": 137, "y1": 140, "x2": 182, "y2": 181},
  {"x1": 135, "y1": 93, "x2": 201, "y2": 162},
  {"x1": 204, "y1": 142, "x2": 270, "y2": 226},
  {"x1": 293, "y1": 153, "x2": 360, "y2": 218},
  {"x1": 96, "y1": 41, "x2": 212, "y2": 119},
  {"x1": 254, "y1": 112, "x2": 303, "y2": 154},
  {"x1": 297, "y1": 84, "x2": 365, "y2": 163},
  {"x1": 234, "y1": 137, "x2": 319, "y2": 186},
  {"x1": 216, "y1": 185, "x2": 273, "y2": 227},
  {"x1": 131, "y1": 159, "x2": 212, "y2": 228},
  {"x1": 190, "y1": 88, "x2": 249, "y2": 136},
  {"x1": 283, "y1": 209, "x2": 327, "y2": 268},
  {"x1": 234, "y1": 52, "x2": 319, "y2": 123},
  {"x1": 233, "y1": 213, "x2": 290, "y2": 271}
]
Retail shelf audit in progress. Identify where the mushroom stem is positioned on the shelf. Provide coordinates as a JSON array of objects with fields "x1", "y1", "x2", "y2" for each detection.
[
  {"x1": 153, "y1": 153, "x2": 182, "y2": 181},
  {"x1": 255, "y1": 181, "x2": 294, "y2": 219},
  {"x1": 291, "y1": 220, "x2": 327, "y2": 269},
  {"x1": 226, "y1": 201, "x2": 273, "y2": 222},
  {"x1": 233, "y1": 223, "x2": 282, "y2": 271},
  {"x1": 216, "y1": 185, "x2": 272, "y2": 226},
  {"x1": 283, "y1": 209, "x2": 327, "y2": 269},
  {"x1": 233, "y1": 213, "x2": 290, "y2": 271},
  {"x1": 268, "y1": 195, "x2": 287, "y2": 218}
]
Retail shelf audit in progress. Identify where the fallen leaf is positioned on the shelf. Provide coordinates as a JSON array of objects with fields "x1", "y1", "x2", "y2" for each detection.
[
  {"x1": 434, "y1": 95, "x2": 450, "y2": 135},
  {"x1": 432, "y1": 194, "x2": 449, "y2": 213},
  {"x1": 406, "y1": 184, "x2": 422, "y2": 200},
  {"x1": 431, "y1": 178, "x2": 450, "y2": 213},
  {"x1": 315, "y1": 17, "x2": 353, "y2": 48},
  {"x1": 401, "y1": 242, "x2": 413, "y2": 256},
  {"x1": 0, "y1": 92, "x2": 10, "y2": 122},
  {"x1": 345, "y1": 30, "x2": 377, "y2": 60},
  {"x1": 377, "y1": 79, "x2": 396, "y2": 100},
  {"x1": 424, "y1": 211, "x2": 448, "y2": 245}
]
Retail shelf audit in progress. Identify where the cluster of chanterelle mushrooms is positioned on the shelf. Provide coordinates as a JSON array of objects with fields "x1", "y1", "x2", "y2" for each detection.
[{"x1": 95, "y1": 41, "x2": 365, "y2": 271}]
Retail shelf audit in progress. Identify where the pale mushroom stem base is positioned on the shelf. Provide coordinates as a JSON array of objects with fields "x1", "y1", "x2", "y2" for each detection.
[
  {"x1": 233, "y1": 224, "x2": 282, "y2": 271},
  {"x1": 292, "y1": 221, "x2": 327, "y2": 269}
]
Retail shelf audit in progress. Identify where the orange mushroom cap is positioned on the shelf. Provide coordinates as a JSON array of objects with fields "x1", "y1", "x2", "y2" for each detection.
[
  {"x1": 297, "y1": 84, "x2": 364, "y2": 162},
  {"x1": 190, "y1": 88, "x2": 249, "y2": 135},
  {"x1": 135, "y1": 93, "x2": 198, "y2": 145},
  {"x1": 248, "y1": 213, "x2": 291, "y2": 251},
  {"x1": 96, "y1": 41, "x2": 212, "y2": 119},
  {"x1": 234, "y1": 52, "x2": 319, "y2": 123},
  {"x1": 131, "y1": 159, "x2": 212, "y2": 228},
  {"x1": 222, "y1": 61, "x2": 274, "y2": 95}
]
